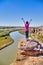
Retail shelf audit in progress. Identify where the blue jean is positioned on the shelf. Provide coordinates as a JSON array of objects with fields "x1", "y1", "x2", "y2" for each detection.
[{"x1": 25, "y1": 31, "x2": 29, "y2": 38}]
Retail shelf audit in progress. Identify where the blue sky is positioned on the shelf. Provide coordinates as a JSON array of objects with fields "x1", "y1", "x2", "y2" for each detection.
[{"x1": 0, "y1": 0, "x2": 43, "y2": 27}]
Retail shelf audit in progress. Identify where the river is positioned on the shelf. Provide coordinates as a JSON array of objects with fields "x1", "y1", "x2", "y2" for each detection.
[{"x1": 0, "y1": 31, "x2": 25, "y2": 65}]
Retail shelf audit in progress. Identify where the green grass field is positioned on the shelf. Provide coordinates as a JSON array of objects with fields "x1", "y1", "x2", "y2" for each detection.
[
  {"x1": 0, "y1": 36, "x2": 13, "y2": 48},
  {"x1": 0, "y1": 29, "x2": 14, "y2": 49}
]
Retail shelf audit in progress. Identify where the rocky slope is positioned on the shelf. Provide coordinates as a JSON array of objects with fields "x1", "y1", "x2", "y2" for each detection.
[
  {"x1": 11, "y1": 56, "x2": 43, "y2": 65},
  {"x1": 10, "y1": 38, "x2": 43, "y2": 65}
]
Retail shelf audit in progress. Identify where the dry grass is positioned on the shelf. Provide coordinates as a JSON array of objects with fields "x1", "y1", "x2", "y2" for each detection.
[{"x1": 19, "y1": 29, "x2": 43, "y2": 43}]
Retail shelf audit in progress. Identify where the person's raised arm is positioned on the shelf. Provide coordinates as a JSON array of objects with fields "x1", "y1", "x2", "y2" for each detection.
[
  {"x1": 21, "y1": 18, "x2": 25, "y2": 24},
  {"x1": 29, "y1": 19, "x2": 32, "y2": 24}
]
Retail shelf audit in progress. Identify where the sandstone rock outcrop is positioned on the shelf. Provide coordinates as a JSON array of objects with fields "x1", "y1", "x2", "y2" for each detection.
[
  {"x1": 10, "y1": 38, "x2": 43, "y2": 65},
  {"x1": 18, "y1": 38, "x2": 42, "y2": 51},
  {"x1": 11, "y1": 56, "x2": 43, "y2": 65}
]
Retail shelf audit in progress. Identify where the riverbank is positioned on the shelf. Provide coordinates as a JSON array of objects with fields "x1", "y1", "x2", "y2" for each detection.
[
  {"x1": 0, "y1": 36, "x2": 14, "y2": 50},
  {"x1": 0, "y1": 27, "x2": 21, "y2": 50},
  {"x1": 0, "y1": 28, "x2": 23, "y2": 50},
  {"x1": 0, "y1": 29, "x2": 14, "y2": 50}
]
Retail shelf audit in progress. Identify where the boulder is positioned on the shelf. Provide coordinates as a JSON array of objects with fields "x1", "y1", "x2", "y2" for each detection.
[{"x1": 18, "y1": 38, "x2": 42, "y2": 51}]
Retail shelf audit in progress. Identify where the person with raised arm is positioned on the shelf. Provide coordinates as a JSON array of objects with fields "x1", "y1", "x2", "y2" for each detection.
[{"x1": 21, "y1": 18, "x2": 32, "y2": 41}]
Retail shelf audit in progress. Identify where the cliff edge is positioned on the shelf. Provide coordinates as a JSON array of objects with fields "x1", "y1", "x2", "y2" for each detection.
[{"x1": 10, "y1": 38, "x2": 43, "y2": 65}]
